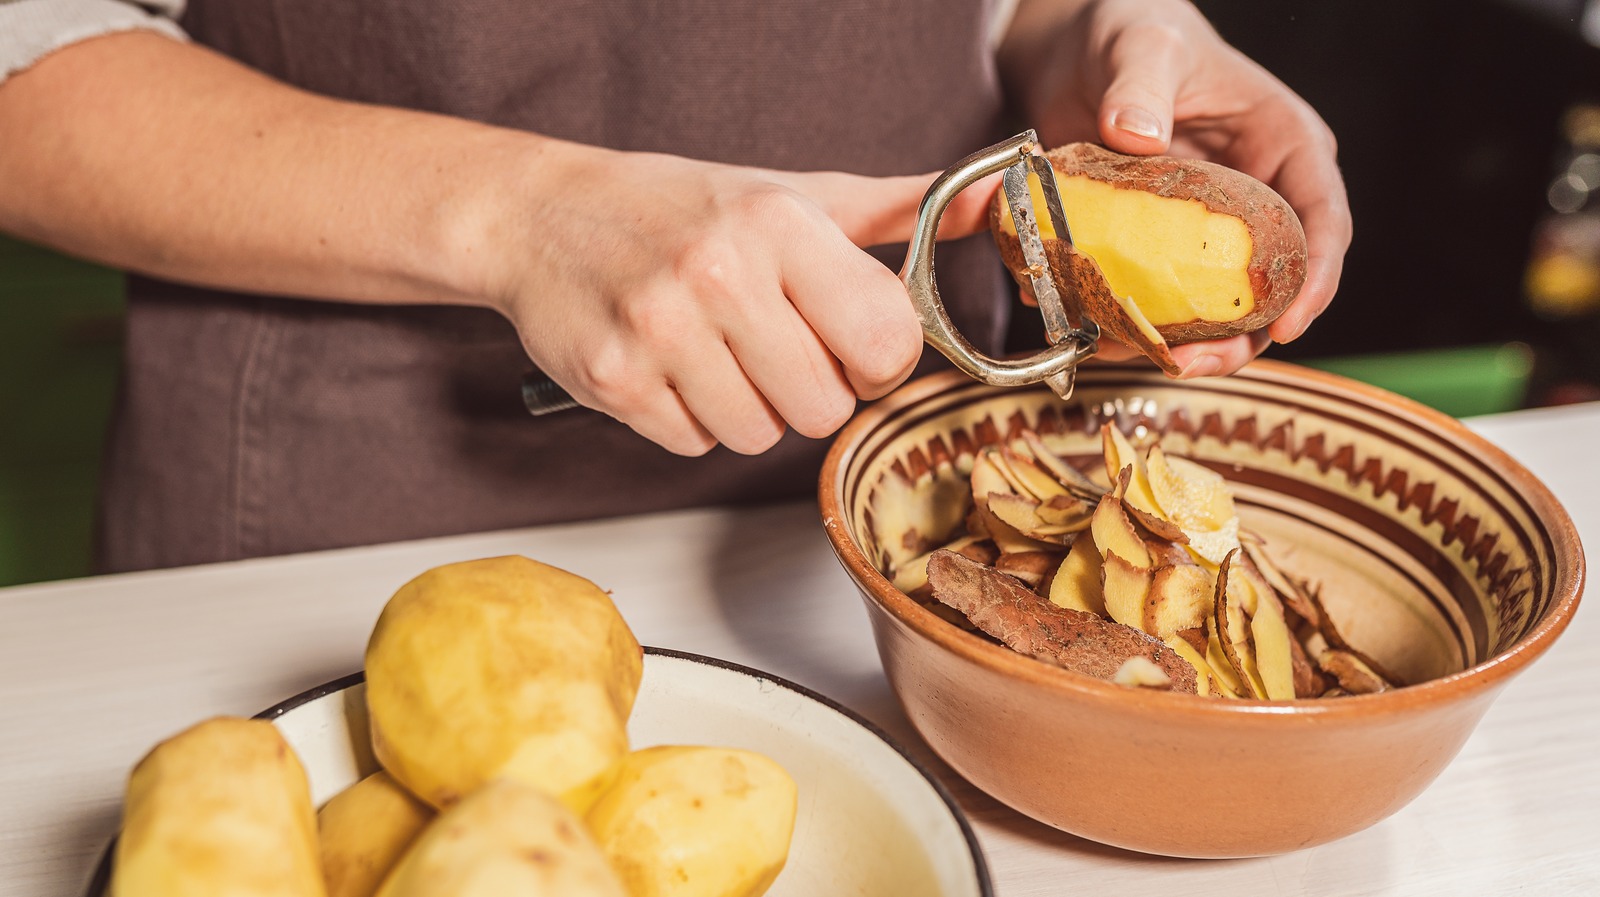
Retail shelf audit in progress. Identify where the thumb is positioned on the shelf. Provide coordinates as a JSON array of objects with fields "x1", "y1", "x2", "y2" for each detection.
[
  {"x1": 783, "y1": 170, "x2": 1001, "y2": 248},
  {"x1": 1095, "y1": 26, "x2": 1188, "y2": 155}
]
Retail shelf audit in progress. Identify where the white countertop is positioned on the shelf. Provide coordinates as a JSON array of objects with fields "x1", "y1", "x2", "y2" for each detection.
[{"x1": 3, "y1": 402, "x2": 1598, "y2": 896}]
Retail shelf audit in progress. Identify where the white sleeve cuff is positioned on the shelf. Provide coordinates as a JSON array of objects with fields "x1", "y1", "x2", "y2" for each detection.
[{"x1": 0, "y1": 0, "x2": 187, "y2": 83}]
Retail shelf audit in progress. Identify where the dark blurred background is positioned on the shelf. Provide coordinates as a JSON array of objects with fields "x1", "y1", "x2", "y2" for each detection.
[
  {"x1": 3, "y1": 0, "x2": 1600, "y2": 586},
  {"x1": 1194, "y1": 0, "x2": 1600, "y2": 400}
]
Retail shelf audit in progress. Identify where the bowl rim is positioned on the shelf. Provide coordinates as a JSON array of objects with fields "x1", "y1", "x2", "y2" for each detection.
[
  {"x1": 818, "y1": 360, "x2": 1586, "y2": 723},
  {"x1": 82, "y1": 646, "x2": 994, "y2": 897}
]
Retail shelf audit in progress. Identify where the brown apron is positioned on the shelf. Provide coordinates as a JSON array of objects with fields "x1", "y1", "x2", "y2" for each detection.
[{"x1": 96, "y1": 0, "x2": 1015, "y2": 572}]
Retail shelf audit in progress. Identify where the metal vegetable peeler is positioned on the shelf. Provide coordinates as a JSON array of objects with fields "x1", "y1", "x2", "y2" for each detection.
[
  {"x1": 902, "y1": 129, "x2": 1098, "y2": 403},
  {"x1": 522, "y1": 129, "x2": 1097, "y2": 416}
]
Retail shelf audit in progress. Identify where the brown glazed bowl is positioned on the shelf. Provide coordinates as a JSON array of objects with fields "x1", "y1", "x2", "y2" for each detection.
[{"x1": 819, "y1": 360, "x2": 1583, "y2": 858}]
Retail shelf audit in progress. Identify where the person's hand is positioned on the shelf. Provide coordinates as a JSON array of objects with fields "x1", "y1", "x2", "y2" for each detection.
[
  {"x1": 1000, "y1": 0, "x2": 1352, "y2": 378},
  {"x1": 487, "y1": 142, "x2": 995, "y2": 456}
]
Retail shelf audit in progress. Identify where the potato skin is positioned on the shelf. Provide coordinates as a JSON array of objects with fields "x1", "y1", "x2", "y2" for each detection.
[{"x1": 990, "y1": 142, "x2": 1307, "y2": 347}]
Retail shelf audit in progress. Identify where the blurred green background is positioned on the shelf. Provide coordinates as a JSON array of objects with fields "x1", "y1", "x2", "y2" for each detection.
[{"x1": 1, "y1": 234, "x2": 124, "y2": 588}]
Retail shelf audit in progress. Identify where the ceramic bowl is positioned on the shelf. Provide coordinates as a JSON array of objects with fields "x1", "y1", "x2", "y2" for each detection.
[
  {"x1": 819, "y1": 361, "x2": 1584, "y2": 858},
  {"x1": 87, "y1": 648, "x2": 991, "y2": 897}
]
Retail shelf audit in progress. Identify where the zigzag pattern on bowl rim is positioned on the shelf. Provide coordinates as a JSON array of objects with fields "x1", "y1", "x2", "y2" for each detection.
[{"x1": 846, "y1": 366, "x2": 1557, "y2": 680}]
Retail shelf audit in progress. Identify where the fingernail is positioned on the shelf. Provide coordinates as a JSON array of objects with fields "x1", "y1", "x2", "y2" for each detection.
[
  {"x1": 1112, "y1": 107, "x2": 1164, "y2": 141},
  {"x1": 1181, "y1": 356, "x2": 1223, "y2": 379}
]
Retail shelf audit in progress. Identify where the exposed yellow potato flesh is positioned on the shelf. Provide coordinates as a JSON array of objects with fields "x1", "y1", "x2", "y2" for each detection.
[
  {"x1": 1144, "y1": 564, "x2": 1213, "y2": 639},
  {"x1": 1163, "y1": 636, "x2": 1214, "y2": 698},
  {"x1": 112, "y1": 718, "x2": 324, "y2": 897},
  {"x1": 998, "y1": 169, "x2": 1065, "y2": 241},
  {"x1": 1101, "y1": 552, "x2": 1153, "y2": 630},
  {"x1": 1147, "y1": 448, "x2": 1236, "y2": 533},
  {"x1": 1101, "y1": 426, "x2": 1160, "y2": 518},
  {"x1": 1250, "y1": 589, "x2": 1298, "y2": 701},
  {"x1": 1205, "y1": 632, "x2": 1245, "y2": 698},
  {"x1": 585, "y1": 746, "x2": 798, "y2": 897},
  {"x1": 1049, "y1": 535, "x2": 1106, "y2": 616},
  {"x1": 1000, "y1": 171, "x2": 1256, "y2": 326},
  {"x1": 1090, "y1": 494, "x2": 1150, "y2": 569},
  {"x1": 319, "y1": 771, "x2": 433, "y2": 897}
]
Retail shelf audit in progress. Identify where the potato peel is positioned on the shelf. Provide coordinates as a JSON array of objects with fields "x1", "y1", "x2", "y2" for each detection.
[
  {"x1": 1305, "y1": 584, "x2": 1403, "y2": 687},
  {"x1": 1163, "y1": 635, "x2": 1216, "y2": 698},
  {"x1": 1091, "y1": 494, "x2": 1151, "y2": 569},
  {"x1": 1246, "y1": 579, "x2": 1297, "y2": 701},
  {"x1": 1019, "y1": 431, "x2": 1106, "y2": 499},
  {"x1": 1101, "y1": 551, "x2": 1153, "y2": 630},
  {"x1": 995, "y1": 447, "x2": 1073, "y2": 502},
  {"x1": 1144, "y1": 564, "x2": 1214, "y2": 639},
  {"x1": 995, "y1": 549, "x2": 1066, "y2": 591},
  {"x1": 1240, "y1": 533, "x2": 1321, "y2": 628},
  {"x1": 1148, "y1": 447, "x2": 1235, "y2": 532},
  {"x1": 889, "y1": 422, "x2": 1397, "y2": 702},
  {"x1": 987, "y1": 492, "x2": 1090, "y2": 544},
  {"x1": 1037, "y1": 494, "x2": 1096, "y2": 529},
  {"x1": 1211, "y1": 551, "x2": 1261, "y2": 699},
  {"x1": 1049, "y1": 535, "x2": 1106, "y2": 617},
  {"x1": 1056, "y1": 241, "x2": 1182, "y2": 375},
  {"x1": 1317, "y1": 650, "x2": 1390, "y2": 695},
  {"x1": 926, "y1": 549, "x2": 1196, "y2": 692},
  {"x1": 1101, "y1": 425, "x2": 1163, "y2": 516}
]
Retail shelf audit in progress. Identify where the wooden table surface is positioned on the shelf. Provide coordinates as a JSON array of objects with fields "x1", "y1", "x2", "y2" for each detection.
[{"x1": 3, "y1": 403, "x2": 1597, "y2": 896}]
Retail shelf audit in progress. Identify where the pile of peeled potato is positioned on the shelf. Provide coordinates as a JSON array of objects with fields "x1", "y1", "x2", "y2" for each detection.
[
  {"x1": 889, "y1": 424, "x2": 1399, "y2": 699},
  {"x1": 109, "y1": 556, "x2": 798, "y2": 897}
]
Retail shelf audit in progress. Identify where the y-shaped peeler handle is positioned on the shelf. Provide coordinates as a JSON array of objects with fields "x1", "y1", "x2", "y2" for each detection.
[{"x1": 901, "y1": 130, "x2": 1098, "y2": 402}]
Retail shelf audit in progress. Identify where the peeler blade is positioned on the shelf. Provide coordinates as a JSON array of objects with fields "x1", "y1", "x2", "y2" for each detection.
[
  {"x1": 1000, "y1": 157, "x2": 1073, "y2": 345},
  {"x1": 1000, "y1": 146, "x2": 1088, "y2": 399}
]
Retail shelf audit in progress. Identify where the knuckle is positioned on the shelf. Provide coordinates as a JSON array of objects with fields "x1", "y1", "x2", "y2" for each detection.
[
  {"x1": 721, "y1": 414, "x2": 786, "y2": 456},
  {"x1": 673, "y1": 235, "x2": 742, "y2": 300},
  {"x1": 793, "y1": 391, "x2": 857, "y2": 439},
  {"x1": 668, "y1": 431, "x2": 718, "y2": 457},
  {"x1": 577, "y1": 342, "x2": 645, "y2": 411},
  {"x1": 735, "y1": 184, "x2": 816, "y2": 230},
  {"x1": 619, "y1": 289, "x2": 692, "y2": 356},
  {"x1": 1116, "y1": 22, "x2": 1186, "y2": 61},
  {"x1": 849, "y1": 278, "x2": 922, "y2": 390}
]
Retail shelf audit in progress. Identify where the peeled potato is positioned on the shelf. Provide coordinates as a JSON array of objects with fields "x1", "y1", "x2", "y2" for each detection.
[
  {"x1": 374, "y1": 778, "x2": 626, "y2": 897},
  {"x1": 111, "y1": 717, "x2": 324, "y2": 897},
  {"x1": 992, "y1": 142, "x2": 1307, "y2": 374},
  {"x1": 585, "y1": 746, "x2": 798, "y2": 897},
  {"x1": 365, "y1": 556, "x2": 643, "y2": 812},
  {"x1": 318, "y1": 771, "x2": 434, "y2": 897}
]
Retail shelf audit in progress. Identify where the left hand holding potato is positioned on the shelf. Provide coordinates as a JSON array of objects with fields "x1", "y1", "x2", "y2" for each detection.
[{"x1": 1000, "y1": 0, "x2": 1353, "y2": 378}]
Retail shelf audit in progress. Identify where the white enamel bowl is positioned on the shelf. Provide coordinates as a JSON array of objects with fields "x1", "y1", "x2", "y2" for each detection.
[{"x1": 88, "y1": 648, "x2": 991, "y2": 896}]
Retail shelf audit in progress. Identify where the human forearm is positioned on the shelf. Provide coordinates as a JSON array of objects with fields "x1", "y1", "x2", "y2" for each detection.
[
  {"x1": 0, "y1": 30, "x2": 542, "y2": 309},
  {"x1": 0, "y1": 29, "x2": 1004, "y2": 456}
]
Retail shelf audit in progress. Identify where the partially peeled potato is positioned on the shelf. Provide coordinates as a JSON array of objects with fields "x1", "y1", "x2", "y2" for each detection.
[{"x1": 991, "y1": 142, "x2": 1308, "y2": 374}]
